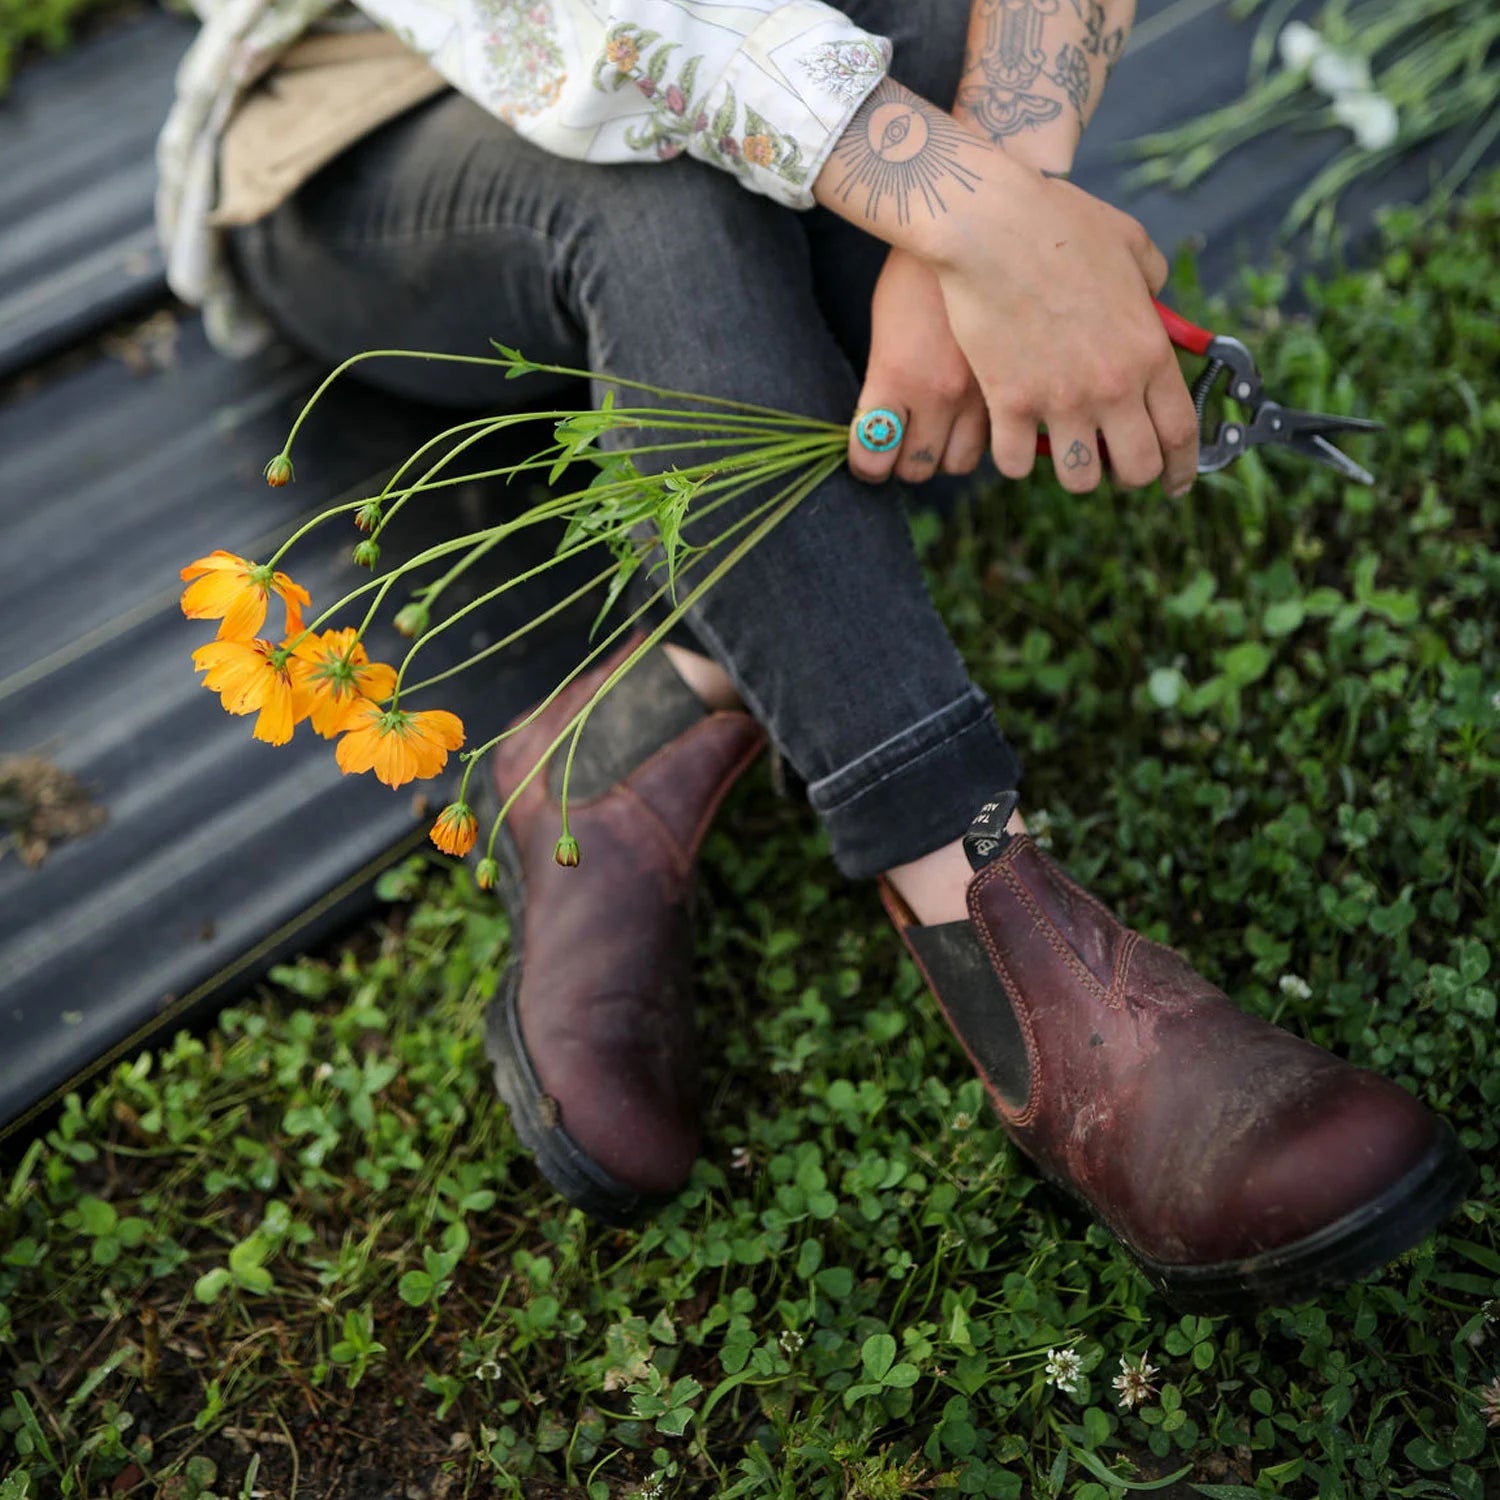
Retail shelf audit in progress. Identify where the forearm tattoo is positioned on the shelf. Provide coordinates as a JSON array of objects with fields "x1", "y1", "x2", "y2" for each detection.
[
  {"x1": 956, "y1": 0, "x2": 1126, "y2": 142},
  {"x1": 827, "y1": 78, "x2": 989, "y2": 227}
]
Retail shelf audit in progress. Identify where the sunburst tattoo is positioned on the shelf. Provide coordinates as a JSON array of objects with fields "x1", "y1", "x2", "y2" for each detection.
[{"x1": 828, "y1": 80, "x2": 989, "y2": 226}]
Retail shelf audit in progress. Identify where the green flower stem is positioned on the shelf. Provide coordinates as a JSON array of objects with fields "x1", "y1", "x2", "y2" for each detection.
[
  {"x1": 368, "y1": 428, "x2": 834, "y2": 513},
  {"x1": 494, "y1": 348, "x2": 847, "y2": 424},
  {"x1": 368, "y1": 410, "x2": 830, "y2": 545},
  {"x1": 483, "y1": 453, "x2": 840, "y2": 863},
  {"x1": 263, "y1": 492, "x2": 397, "y2": 575},
  {"x1": 288, "y1": 430, "x2": 836, "y2": 649},
  {"x1": 1130, "y1": 0, "x2": 1500, "y2": 218},
  {"x1": 551, "y1": 454, "x2": 841, "y2": 851},
  {"x1": 382, "y1": 433, "x2": 831, "y2": 621},
  {"x1": 387, "y1": 434, "x2": 842, "y2": 678},
  {"x1": 460, "y1": 468, "x2": 805, "y2": 832},
  {"x1": 276, "y1": 349, "x2": 553, "y2": 467},
  {"x1": 392, "y1": 439, "x2": 830, "y2": 705},
  {"x1": 400, "y1": 557, "x2": 624, "y2": 702},
  {"x1": 275, "y1": 343, "x2": 840, "y2": 473},
  {"x1": 393, "y1": 451, "x2": 830, "y2": 701}
]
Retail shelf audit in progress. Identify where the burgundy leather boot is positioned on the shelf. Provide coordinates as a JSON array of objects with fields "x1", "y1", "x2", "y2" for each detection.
[
  {"x1": 883, "y1": 793, "x2": 1473, "y2": 1312},
  {"x1": 479, "y1": 636, "x2": 763, "y2": 1224}
]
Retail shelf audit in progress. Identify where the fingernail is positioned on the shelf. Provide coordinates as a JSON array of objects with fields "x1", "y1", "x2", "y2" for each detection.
[{"x1": 1167, "y1": 482, "x2": 1193, "y2": 499}]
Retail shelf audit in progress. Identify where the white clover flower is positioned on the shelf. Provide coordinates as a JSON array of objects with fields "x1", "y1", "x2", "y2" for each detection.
[
  {"x1": 1333, "y1": 91, "x2": 1398, "y2": 151},
  {"x1": 1278, "y1": 21, "x2": 1324, "y2": 72},
  {"x1": 1278, "y1": 974, "x2": 1313, "y2": 1002},
  {"x1": 1113, "y1": 1354, "x2": 1159, "y2": 1409},
  {"x1": 1310, "y1": 47, "x2": 1373, "y2": 98},
  {"x1": 1479, "y1": 1376, "x2": 1500, "y2": 1428},
  {"x1": 1028, "y1": 808, "x2": 1054, "y2": 850},
  {"x1": 779, "y1": 1329, "x2": 805, "y2": 1356},
  {"x1": 1044, "y1": 1346, "x2": 1084, "y2": 1395},
  {"x1": 476, "y1": 1359, "x2": 502, "y2": 1381}
]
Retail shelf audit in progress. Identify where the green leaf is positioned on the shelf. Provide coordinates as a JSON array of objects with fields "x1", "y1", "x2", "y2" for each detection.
[
  {"x1": 1165, "y1": 569, "x2": 1216, "y2": 619},
  {"x1": 1082, "y1": 1405, "x2": 1111, "y2": 1447},
  {"x1": 861, "y1": 1333, "x2": 897, "y2": 1381},
  {"x1": 398, "y1": 1270, "x2": 436, "y2": 1306},
  {"x1": 1262, "y1": 598, "x2": 1306, "y2": 636},
  {"x1": 1404, "y1": 1436, "x2": 1454, "y2": 1471},
  {"x1": 1071, "y1": 1448, "x2": 1194, "y2": 1491},
  {"x1": 75, "y1": 1195, "x2": 116, "y2": 1236},
  {"x1": 193, "y1": 1268, "x2": 232, "y2": 1304},
  {"x1": 1221, "y1": 641, "x2": 1272, "y2": 686}
]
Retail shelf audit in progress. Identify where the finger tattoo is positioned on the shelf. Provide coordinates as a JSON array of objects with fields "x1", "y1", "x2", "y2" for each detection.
[
  {"x1": 1063, "y1": 439, "x2": 1093, "y2": 469},
  {"x1": 911, "y1": 447, "x2": 938, "y2": 464}
]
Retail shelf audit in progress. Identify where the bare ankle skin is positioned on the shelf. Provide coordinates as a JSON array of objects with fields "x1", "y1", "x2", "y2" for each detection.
[
  {"x1": 662, "y1": 643, "x2": 743, "y2": 712},
  {"x1": 884, "y1": 807, "x2": 1029, "y2": 926}
]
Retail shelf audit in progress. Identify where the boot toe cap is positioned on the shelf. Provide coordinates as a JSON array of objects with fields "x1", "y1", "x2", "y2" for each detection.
[{"x1": 1205, "y1": 1069, "x2": 1444, "y2": 1263}]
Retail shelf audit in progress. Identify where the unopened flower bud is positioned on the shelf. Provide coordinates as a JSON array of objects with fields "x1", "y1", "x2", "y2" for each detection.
[
  {"x1": 353, "y1": 539, "x2": 381, "y2": 569},
  {"x1": 553, "y1": 834, "x2": 581, "y2": 868},
  {"x1": 475, "y1": 857, "x2": 499, "y2": 891},
  {"x1": 354, "y1": 501, "x2": 382, "y2": 532},
  {"x1": 264, "y1": 453, "x2": 295, "y2": 488},
  {"x1": 394, "y1": 602, "x2": 430, "y2": 638}
]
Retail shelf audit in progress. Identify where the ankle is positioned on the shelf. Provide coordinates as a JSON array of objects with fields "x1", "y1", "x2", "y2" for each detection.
[
  {"x1": 885, "y1": 807, "x2": 1029, "y2": 926},
  {"x1": 662, "y1": 643, "x2": 743, "y2": 712}
]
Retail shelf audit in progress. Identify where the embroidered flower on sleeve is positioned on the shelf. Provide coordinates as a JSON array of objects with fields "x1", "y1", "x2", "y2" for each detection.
[{"x1": 796, "y1": 38, "x2": 886, "y2": 103}]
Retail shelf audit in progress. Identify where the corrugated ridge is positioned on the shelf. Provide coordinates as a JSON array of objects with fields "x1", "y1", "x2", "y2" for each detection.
[{"x1": 0, "y1": 8, "x2": 191, "y2": 375}]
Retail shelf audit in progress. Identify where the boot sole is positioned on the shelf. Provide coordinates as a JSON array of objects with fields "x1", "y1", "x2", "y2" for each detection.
[
  {"x1": 1129, "y1": 1121, "x2": 1475, "y2": 1314},
  {"x1": 480, "y1": 819, "x2": 664, "y2": 1228}
]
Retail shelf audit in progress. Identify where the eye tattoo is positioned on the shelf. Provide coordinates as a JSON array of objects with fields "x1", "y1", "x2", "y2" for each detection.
[
  {"x1": 830, "y1": 80, "x2": 988, "y2": 226},
  {"x1": 879, "y1": 113, "x2": 912, "y2": 152}
]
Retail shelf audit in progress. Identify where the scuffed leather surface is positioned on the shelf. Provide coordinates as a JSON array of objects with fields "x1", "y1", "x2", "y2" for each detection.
[
  {"x1": 492, "y1": 637, "x2": 764, "y2": 1194},
  {"x1": 908, "y1": 836, "x2": 1442, "y2": 1267}
]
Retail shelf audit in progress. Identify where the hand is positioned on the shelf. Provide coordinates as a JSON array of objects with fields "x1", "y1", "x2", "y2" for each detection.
[
  {"x1": 925, "y1": 165, "x2": 1199, "y2": 497},
  {"x1": 848, "y1": 248, "x2": 988, "y2": 485}
]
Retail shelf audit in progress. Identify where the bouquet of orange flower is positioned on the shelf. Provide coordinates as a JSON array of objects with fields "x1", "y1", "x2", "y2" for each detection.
[{"x1": 181, "y1": 347, "x2": 846, "y2": 877}]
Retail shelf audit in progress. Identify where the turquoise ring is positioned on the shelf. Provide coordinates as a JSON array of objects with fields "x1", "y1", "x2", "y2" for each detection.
[{"x1": 855, "y1": 407, "x2": 904, "y2": 454}]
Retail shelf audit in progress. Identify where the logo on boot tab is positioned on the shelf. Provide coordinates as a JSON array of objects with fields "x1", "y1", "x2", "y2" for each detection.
[{"x1": 964, "y1": 790, "x2": 1020, "y2": 871}]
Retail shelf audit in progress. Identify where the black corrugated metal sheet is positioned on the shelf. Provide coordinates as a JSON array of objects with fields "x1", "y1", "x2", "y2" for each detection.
[
  {"x1": 0, "y1": 324, "x2": 595, "y2": 1134},
  {"x1": 2, "y1": 0, "x2": 1495, "y2": 1138},
  {"x1": 0, "y1": 8, "x2": 191, "y2": 378}
]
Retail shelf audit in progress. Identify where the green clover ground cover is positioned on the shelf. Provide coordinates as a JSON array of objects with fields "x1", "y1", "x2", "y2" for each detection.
[{"x1": 3, "y1": 175, "x2": 1500, "y2": 1500}]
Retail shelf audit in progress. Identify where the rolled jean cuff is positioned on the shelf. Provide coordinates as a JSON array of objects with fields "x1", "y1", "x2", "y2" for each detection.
[{"x1": 807, "y1": 686, "x2": 1024, "y2": 880}]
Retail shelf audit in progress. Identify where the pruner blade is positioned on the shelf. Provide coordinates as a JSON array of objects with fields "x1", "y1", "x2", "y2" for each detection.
[{"x1": 1243, "y1": 402, "x2": 1384, "y2": 486}]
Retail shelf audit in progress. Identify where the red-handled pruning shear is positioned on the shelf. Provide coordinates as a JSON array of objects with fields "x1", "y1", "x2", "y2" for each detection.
[{"x1": 1036, "y1": 300, "x2": 1383, "y2": 483}]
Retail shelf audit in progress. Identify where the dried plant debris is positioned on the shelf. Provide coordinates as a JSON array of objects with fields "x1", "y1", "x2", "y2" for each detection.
[
  {"x1": 101, "y1": 308, "x2": 180, "y2": 375},
  {"x1": 0, "y1": 755, "x2": 106, "y2": 866}
]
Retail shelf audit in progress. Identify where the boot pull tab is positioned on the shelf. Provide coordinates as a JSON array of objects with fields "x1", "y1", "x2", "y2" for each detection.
[{"x1": 964, "y1": 790, "x2": 1020, "y2": 872}]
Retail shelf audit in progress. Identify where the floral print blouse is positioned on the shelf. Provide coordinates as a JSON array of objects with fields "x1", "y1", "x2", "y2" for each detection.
[{"x1": 156, "y1": 0, "x2": 892, "y2": 354}]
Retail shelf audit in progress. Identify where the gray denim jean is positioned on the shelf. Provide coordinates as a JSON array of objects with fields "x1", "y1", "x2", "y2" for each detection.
[{"x1": 228, "y1": 0, "x2": 1024, "y2": 879}]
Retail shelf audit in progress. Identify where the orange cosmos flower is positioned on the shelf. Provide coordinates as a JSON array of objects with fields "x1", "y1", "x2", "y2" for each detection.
[
  {"x1": 289, "y1": 627, "x2": 397, "y2": 738},
  {"x1": 192, "y1": 637, "x2": 301, "y2": 745},
  {"x1": 335, "y1": 702, "x2": 465, "y2": 788},
  {"x1": 429, "y1": 802, "x2": 478, "y2": 857},
  {"x1": 181, "y1": 551, "x2": 310, "y2": 641}
]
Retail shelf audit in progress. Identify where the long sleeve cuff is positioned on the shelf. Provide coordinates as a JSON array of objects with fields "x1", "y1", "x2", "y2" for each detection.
[{"x1": 684, "y1": 2, "x2": 890, "y2": 208}]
